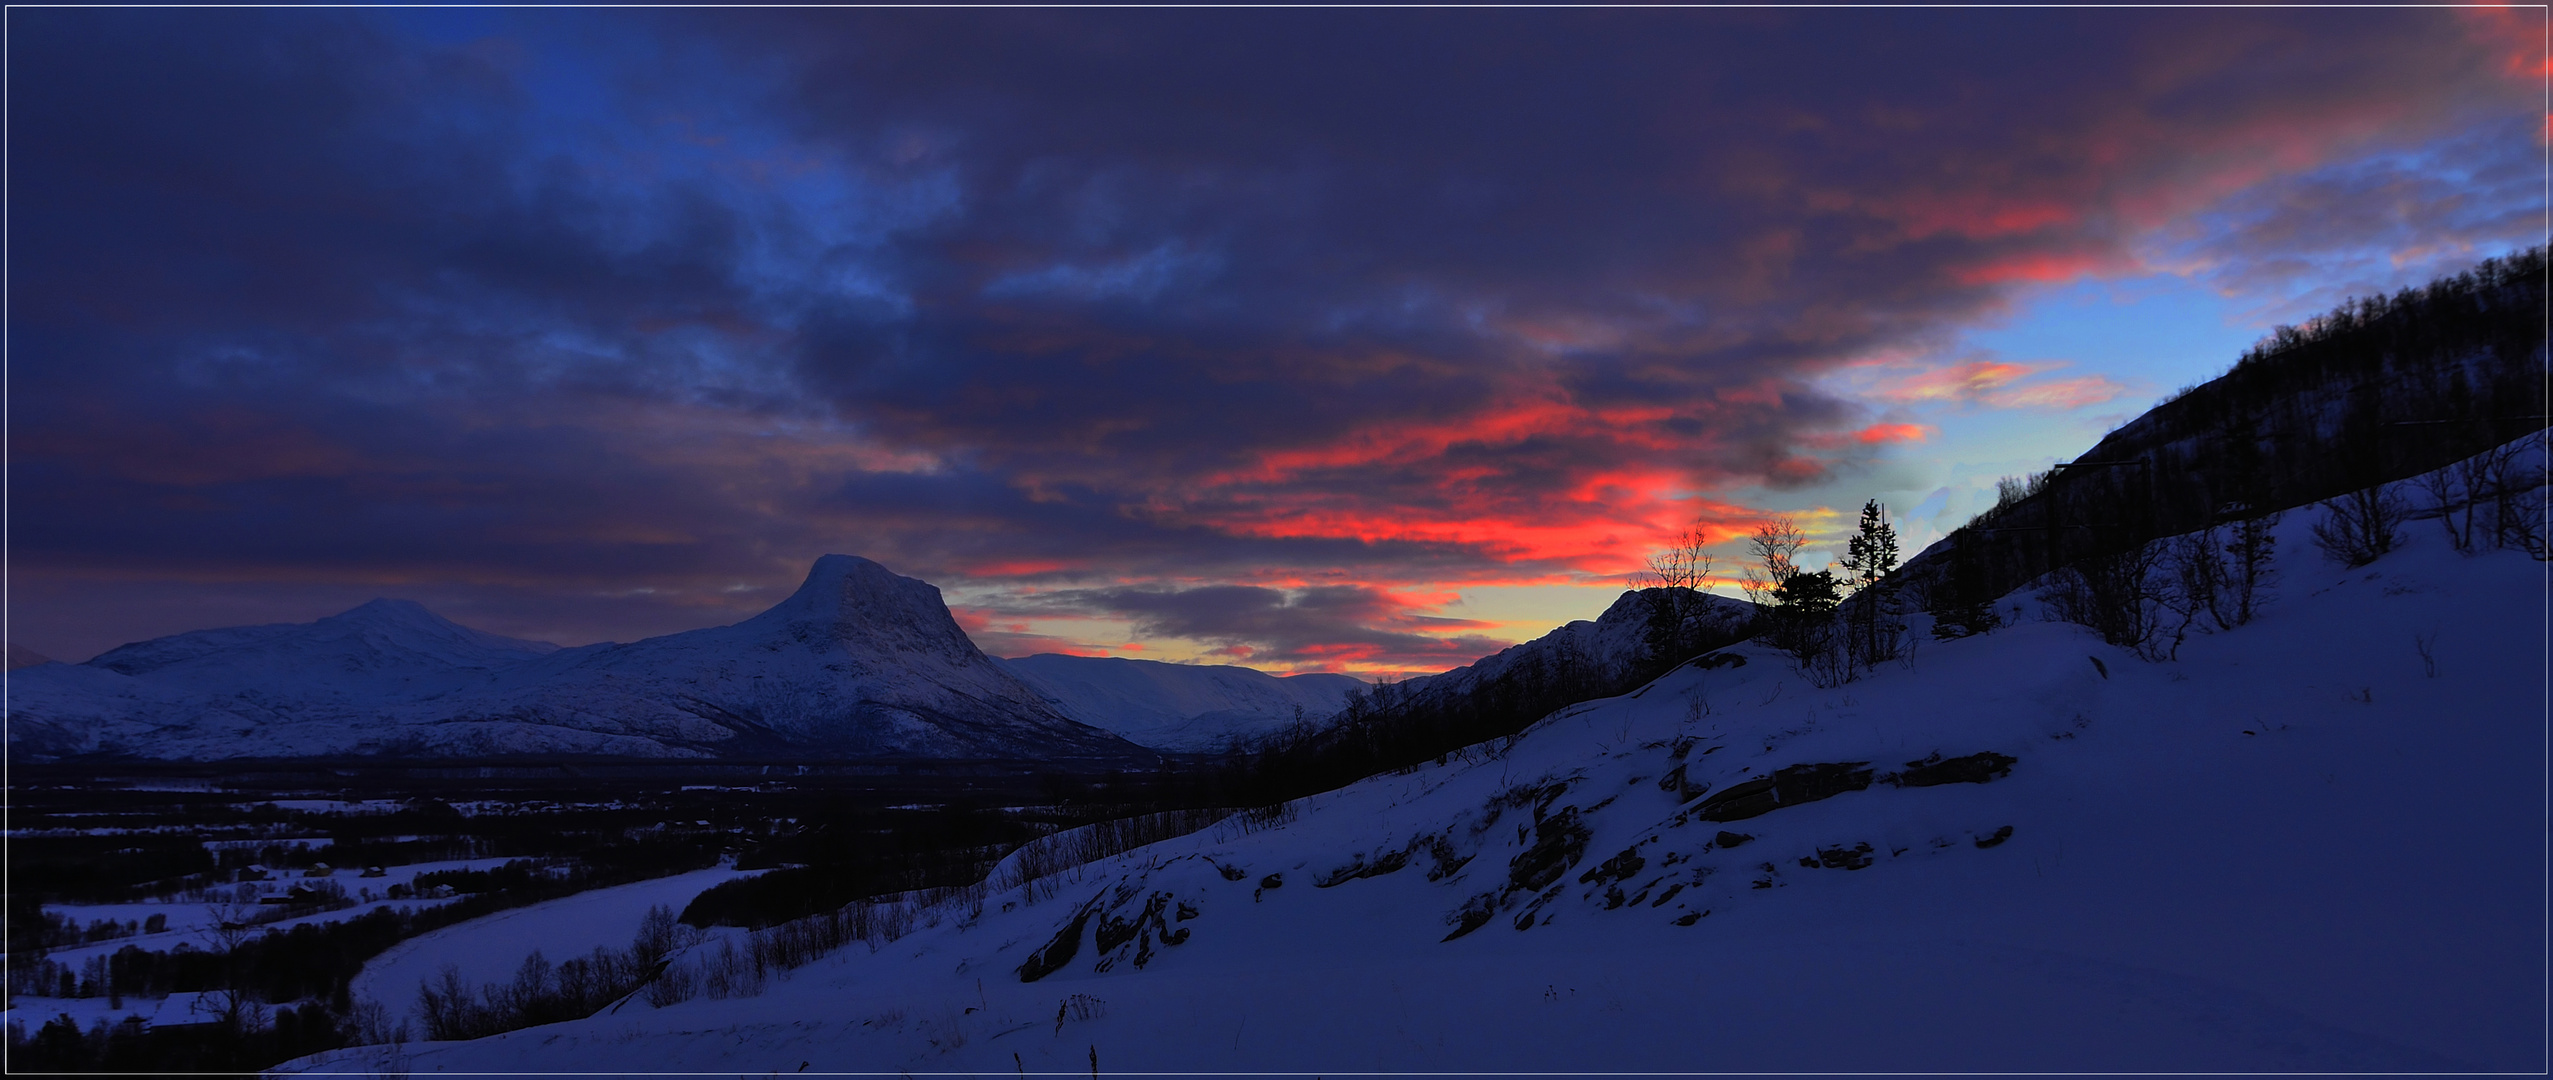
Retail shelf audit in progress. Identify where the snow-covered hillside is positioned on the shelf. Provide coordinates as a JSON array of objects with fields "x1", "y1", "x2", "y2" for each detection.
[
  {"x1": 1392, "y1": 587, "x2": 1750, "y2": 705},
  {"x1": 8, "y1": 557, "x2": 1143, "y2": 762},
  {"x1": 998, "y1": 655, "x2": 1364, "y2": 751},
  {"x1": 285, "y1": 464, "x2": 2548, "y2": 1073}
]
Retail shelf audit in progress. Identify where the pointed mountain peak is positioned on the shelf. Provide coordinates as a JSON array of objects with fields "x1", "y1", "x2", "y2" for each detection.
[
  {"x1": 769, "y1": 555, "x2": 946, "y2": 616},
  {"x1": 742, "y1": 555, "x2": 985, "y2": 665}
]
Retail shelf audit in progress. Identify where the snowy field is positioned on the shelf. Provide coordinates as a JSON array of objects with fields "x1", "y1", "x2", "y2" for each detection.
[
  {"x1": 350, "y1": 866, "x2": 762, "y2": 1024},
  {"x1": 285, "y1": 476, "x2": 2547, "y2": 1075},
  {"x1": 26, "y1": 860, "x2": 492, "y2": 971}
]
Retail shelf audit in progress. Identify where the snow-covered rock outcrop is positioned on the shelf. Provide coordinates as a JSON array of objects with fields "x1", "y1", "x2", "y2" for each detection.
[
  {"x1": 998, "y1": 655, "x2": 1365, "y2": 751},
  {"x1": 8, "y1": 556, "x2": 1145, "y2": 763}
]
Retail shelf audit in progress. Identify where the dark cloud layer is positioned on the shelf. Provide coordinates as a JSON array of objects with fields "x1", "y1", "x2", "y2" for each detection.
[{"x1": 6, "y1": 8, "x2": 2536, "y2": 666}]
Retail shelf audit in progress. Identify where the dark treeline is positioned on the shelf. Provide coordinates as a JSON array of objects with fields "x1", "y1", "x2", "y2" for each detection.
[
  {"x1": 8, "y1": 834, "x2": 220, "y2": 908},
  {"x1": 680, "y1": 798, "x2": 1158, "y2": 930},
  {"x1": 10, "y1": 1001, "x2": 343, "y2": 1077},
  {"x1": 1919, "y1": 246, "x2": 2548, "y2": 608}
]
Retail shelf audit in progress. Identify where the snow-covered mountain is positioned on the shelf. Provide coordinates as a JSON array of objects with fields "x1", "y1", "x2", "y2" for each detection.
[
  {"x1": 8, "y1": 600, "x2": 569, "y2": 760},
  {"x1": 1389, "y1": 587, "x2": 1753, "y2": 705},
  {"x1": 8, "y1": 557, "x2": 1145, "y2": 762},
  {"x1": 89, "y1": 598, "x2": 559, "y2": 694},
  {"x1": 290, "y1": 453, "x2": 2545, "y2": 1074},
  {"x1": 997, "y1": 655, "x2": 1366, "y2": 751},
  {"x1": 4, "y1": 641, "x2": 51, "y2": 670}
]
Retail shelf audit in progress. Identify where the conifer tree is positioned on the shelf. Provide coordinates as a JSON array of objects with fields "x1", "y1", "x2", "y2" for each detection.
[{"x1": 1840, "y1": 500, "x2": 1901, "y2": 664}]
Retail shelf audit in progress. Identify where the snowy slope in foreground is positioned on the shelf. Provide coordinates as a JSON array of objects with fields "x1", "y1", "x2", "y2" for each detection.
[
  {"x1": 290, "y1": 515, "x2": 2545, "y2": 1074},
  {"x1": 998, "y1": 654, "x2": 1364, "y2": 750}
]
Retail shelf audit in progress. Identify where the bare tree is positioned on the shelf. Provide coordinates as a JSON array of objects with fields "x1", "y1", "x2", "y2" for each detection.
[
  {"x1": 1631, "y1": 525, "x2": 1727, "y2": 668},
  {"x1": 1740, "y1": 518, "x2": 1807, "y2": 613},
  {"x1": 2044, "y1": 538, "x2": 2184, "y2": 661},
  {"x1": 2312, "y1": 484, "x2": 2408, "y2": 567}
]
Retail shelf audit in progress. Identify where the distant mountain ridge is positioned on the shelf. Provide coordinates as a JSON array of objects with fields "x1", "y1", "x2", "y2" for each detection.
[
  {"x1": 7, "y1": 556, "x2": 1145, "y2": 763},
  {"x1": 998, "y1": 654, "x2": 1366, "y2": 751}
]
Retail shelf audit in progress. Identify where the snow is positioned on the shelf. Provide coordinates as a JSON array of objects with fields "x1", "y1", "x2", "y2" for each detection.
[
  {"x1": 998, "y1": 654, "x2": 1364, "y2": 750},
  {"x1": 282, "y1": 457, "x2": 2547, "y2": 1074},
  {"x1": 348, "y1": 866, "x2": 764, "y2": 1025},
  {"x1": 25, "y1": 861, "x2": 491, "y2": 969},
  {"x1": 9, "y1": 556, "x2": 1141, "y2": 762}
]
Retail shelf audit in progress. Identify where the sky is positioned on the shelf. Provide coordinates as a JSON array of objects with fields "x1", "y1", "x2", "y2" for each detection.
[{"x1": 7, "y1": 7, "x2": 2543, "y2": 675}]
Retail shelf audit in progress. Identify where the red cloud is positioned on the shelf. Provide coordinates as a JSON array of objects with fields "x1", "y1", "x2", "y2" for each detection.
[
  {"x1": 1853, "y1": 423, "x2": 1931, "y2": 445},
  {"x1": 1948, "y1": 250, "x2": 2116, "y2": 287}
]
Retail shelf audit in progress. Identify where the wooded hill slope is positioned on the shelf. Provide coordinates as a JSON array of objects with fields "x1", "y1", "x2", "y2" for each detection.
[{"x1": 1911, "y1": 247, "x2": 2545, "y2": 606}]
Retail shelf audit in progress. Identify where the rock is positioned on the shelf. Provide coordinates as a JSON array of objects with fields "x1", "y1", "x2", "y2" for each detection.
[
  {"x1": 1815, "y1": 842, "x2": 1875, "y2": 870},
  {"x1": 1442, "y1": 895, "x2": 1500, "y2": 942},
  {"x1": 1576, "y1": 847, "x2": 1646, "y2": 888},
  {"x1": 1506, "y1": 807, "x2": 1591, "y2": 893},
  {"x1": 1975, "y1": 825, "x2": 2014, "y2": 849},
  {"x1": 1657, "y1": 763, "x2": 1708, "y2": 802},
  {"x1": 1888, "y1": 752, "x2": 2018, "y2": 787},
  {"x1": 1093, "y1": 909, "x2": 1140, "y2": 955},
  {"x1": 1315, "y1": 846, "x2": 1412, "y2": 887},
  {"x1": 1672, "y1": 911, "x2": 1702, "y2": 926},
  {"x1": 1693, "y1": 761, "x2": 1873, "y2": 822},
  {"x1": 1695, "y1": 776, "x2": 1779, "y2": 821},
  {"x1": 1714, "y1": 830, "x2": 1753, "y2": 848},
  {"x1": 1017, "y1": 902, "x2": 1100, "y2": 982},
  {"x1": 1419, "y1": 835, "x2": 1475, "y2": 881}
]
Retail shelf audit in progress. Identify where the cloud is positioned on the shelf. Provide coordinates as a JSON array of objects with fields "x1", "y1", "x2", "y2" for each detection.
[
  {"x1": 1873, "y1": 358, "x2": 2128, "y2": 412},
  {"x1": 4, "y1": 7, "x2": 2533, "y2": 663},
  {"x1": 1006, "y1": 583, "x2": 1510, "y2": 673},
  {"x1": 2139, "y1": 113, "x2": 2546, "y2": 323}
]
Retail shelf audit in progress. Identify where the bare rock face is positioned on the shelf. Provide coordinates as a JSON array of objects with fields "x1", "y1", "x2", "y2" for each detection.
[{"x1": 8, "y1": 555, "x2": 1145, "y2": 763}]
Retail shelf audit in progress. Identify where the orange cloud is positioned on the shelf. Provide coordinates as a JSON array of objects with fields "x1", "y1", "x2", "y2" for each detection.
[
  {"x1": 1985, "y1": 375, "x2": 2123, "y2": 410},
  {"x1": 1853, "y1": 422, "x2": 1931, "y2": 445},
  {"x1": 1879, "y1": 360, "x2": 2040, "y2": 403},
  {"x1": 963, "y1": 558, "x2": 1083, "y2": 578},
  {"x1": 1870, "y1": 358, "x2": 2125, "y2": 412}
]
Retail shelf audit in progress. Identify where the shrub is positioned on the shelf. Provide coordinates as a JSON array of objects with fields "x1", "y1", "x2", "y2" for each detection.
[{"x1": 2312, "y1": 485, "x2": 2408, "y2": 566}]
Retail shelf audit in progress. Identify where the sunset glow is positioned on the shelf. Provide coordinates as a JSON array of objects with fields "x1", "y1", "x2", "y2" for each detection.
[{"x1": 9, "y1": 7, "x2": 2541, "y2": 677}]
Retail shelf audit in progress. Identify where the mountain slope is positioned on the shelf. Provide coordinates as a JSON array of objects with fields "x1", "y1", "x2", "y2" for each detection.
[
  {"x1": 8, "y1": 557, "x2": 1146, "y2": 762},
  {"x1": 292, "y1": 461, "x2": 2544, "y2": 1074},
  {"x1": 997, "y1": 654, "x2": 1364, "y2": 751},
  {"x1": 443, "y1": 556, "x2": 1140, "y2": 759}
]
